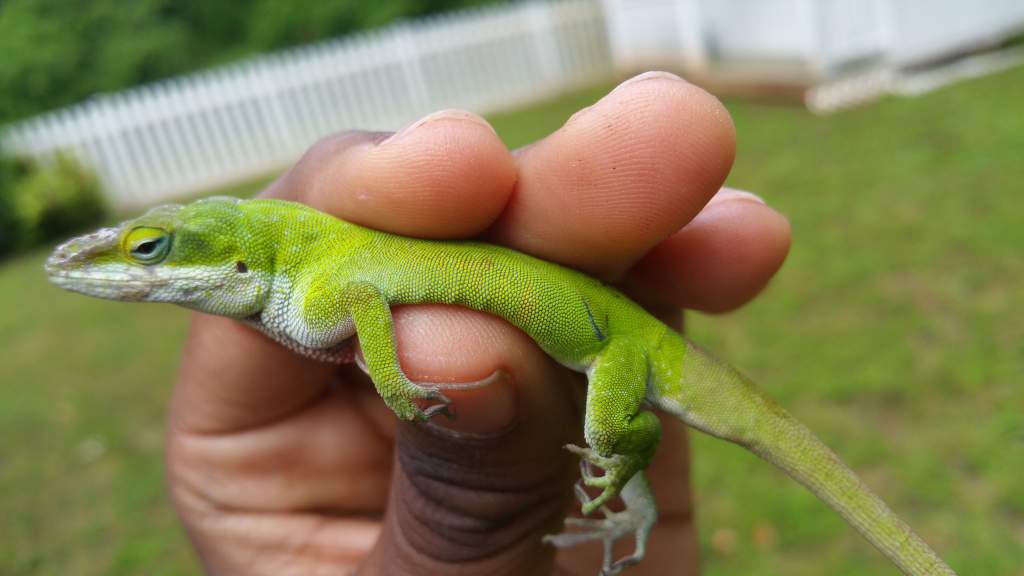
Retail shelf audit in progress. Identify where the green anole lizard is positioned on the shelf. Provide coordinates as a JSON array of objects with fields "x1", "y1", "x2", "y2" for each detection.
[{"x1": 46, "y1": 196, "x2": 955, "y2": 575}]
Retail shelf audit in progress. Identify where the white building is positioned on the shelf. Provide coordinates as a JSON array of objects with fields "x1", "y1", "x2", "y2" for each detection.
[{"x1": 603, "y1": 0, "x2": 1024, "y2": 109}]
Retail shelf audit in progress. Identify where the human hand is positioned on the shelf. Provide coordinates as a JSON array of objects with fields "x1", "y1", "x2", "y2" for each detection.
[{"x1": 168, "y1": 71, "x2": 790, "y2": 575}]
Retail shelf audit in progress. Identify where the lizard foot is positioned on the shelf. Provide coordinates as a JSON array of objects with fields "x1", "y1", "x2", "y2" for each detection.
[
  {"x1": 407, "y1": 369, "x2": 508, "y2": 421},
  {"x1": 383, "y1": 385, "x2": 453, "y2": 422},
  {"x1": 398, "y1": 369, "x2": 507, "y2": 421},
  {"x1": 543, "y1": 473, "x2": 657, "y2": 576},
  {"x1": 564, "y1": 444, "x2": 644, "y2": 514},
  {"x1": 417, "y1": 386, "x2": 454, "y2": 421},
  {"x1": 355, "y1": 354, "x2": 454, "y2": 421}
]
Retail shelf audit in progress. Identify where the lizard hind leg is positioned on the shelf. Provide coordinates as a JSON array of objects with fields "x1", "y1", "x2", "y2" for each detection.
[
  {"x1": 576, "y1": 339, "x2": 661, "y2": 513},
  {"x1": 544, "y1": 339, "x2": 661, "y2": 574},
  {"x1": 543, "y1": 471, "x2": 658, "y2": 576}
]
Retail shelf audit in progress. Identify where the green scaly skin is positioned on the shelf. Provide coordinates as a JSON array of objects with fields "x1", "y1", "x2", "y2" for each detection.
[{"x1": 46, "y1": 197, "x2": 956, "y2": 576}]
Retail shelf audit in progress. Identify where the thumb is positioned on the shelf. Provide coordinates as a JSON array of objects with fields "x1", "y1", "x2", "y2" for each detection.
[{"x1": 358, "y1": 305, "x2": 583, "y2": 576}]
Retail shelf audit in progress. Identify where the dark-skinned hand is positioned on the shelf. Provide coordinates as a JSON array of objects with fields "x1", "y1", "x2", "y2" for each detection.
[{"x1": 168, "y1": 71, "x2": 791, "y2": 576}]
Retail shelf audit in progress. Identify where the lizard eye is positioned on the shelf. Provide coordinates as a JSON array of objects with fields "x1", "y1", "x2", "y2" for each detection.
[{"x1": 125, "y1": 227, "x2": 171, "y2": 264}]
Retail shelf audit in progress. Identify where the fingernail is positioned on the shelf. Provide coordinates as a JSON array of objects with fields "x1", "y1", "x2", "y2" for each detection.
[
  {"x1": 708, "y1": 187, "x2": 767, "y2": 206},
  {"x1": 610, "y1": 70, "x2": 688, "y2": 95},
  {"x1": 566, "y1": 71, "x2": 688, "y2": 126},
  {"x1": 381, "y1": 109, "x2": 496, "y2": 146},
  {"x1": 424, "y1": 369, "x2": 518, "y2": 437}
]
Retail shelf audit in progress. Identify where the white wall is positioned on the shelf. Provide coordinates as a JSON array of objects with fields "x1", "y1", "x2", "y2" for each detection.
[
  {"x1": 885, "y1": 0, "x2": 1024, "y2": 65},
  {"x1": 701, "y1": 0, "x2": 815, "y2": 62},
  {"x1": 603, "y1": 0, "x2": 1024, "y2": 74}
]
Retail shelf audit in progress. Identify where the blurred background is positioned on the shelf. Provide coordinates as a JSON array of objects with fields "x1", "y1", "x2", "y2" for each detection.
[{"x1": 1, "y1": 0, "x2": 1021, "y2": 574}]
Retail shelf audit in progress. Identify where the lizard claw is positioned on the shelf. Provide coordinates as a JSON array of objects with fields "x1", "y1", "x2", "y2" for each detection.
[
  {"x1": 402, "y1": 370, "x2": 506, "y2": 422},
  {"x1": 414, "y1": 386, "x2": 454, "y2": 421},
  {"x1": 385, "y1": 385, "x2": 453, "y2": 422},
  {"x1": 421, "y1": 400, "x2": 455, "y2": 421}
]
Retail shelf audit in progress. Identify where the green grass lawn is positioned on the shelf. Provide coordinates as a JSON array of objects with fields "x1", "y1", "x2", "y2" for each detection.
[{"x1": 3, "y1": 67, "x2": 1022, "y2": 575}]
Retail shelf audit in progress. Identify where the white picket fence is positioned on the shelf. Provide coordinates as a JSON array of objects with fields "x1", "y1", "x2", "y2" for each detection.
[{"x1": 1, "y1": 0, "x2": 612, "y2": 208}]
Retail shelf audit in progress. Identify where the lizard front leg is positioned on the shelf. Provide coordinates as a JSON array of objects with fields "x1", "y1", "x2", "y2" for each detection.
[{"x1": 342, "y1": 281, "x2": 452, "y2": 421}]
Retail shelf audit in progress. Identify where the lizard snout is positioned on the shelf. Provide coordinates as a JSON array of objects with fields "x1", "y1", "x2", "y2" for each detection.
[{"x1": 45, "y1": 227, "x2": 120, "y2": 273}]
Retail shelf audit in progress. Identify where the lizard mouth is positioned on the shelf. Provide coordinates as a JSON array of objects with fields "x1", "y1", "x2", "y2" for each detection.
[{"x1": 46, "y1": 269, "x2": 154, "y2": 301}]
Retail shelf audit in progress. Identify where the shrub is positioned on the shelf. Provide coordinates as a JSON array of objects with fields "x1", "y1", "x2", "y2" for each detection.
[
  {"x1": 0, "y1": 150, "x2": 106, "y2": 256},
  {"x1": 0, "y1": 153, "x2": 24, "y2": 256}
]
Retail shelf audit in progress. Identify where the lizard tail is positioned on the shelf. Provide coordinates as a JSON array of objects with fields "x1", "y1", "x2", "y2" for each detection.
[{"x1": 649, "y1": 339, "x2": 956, "y2": 576}]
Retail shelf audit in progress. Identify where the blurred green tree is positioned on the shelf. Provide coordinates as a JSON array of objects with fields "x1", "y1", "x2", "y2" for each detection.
[
  {"x1": 0, "y1": 151, "x2": 105, "y2": 256},
  {"x1": 0, "y1": 0, "x2": 502, "y2": 125},
  {"x1": 0, "y1": 152, "x2": 20, "y2": 256}
]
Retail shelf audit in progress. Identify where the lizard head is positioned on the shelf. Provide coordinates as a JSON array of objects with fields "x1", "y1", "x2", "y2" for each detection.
[{"x1": 46, "y1": 196, "x2": 272, "y2": 317}]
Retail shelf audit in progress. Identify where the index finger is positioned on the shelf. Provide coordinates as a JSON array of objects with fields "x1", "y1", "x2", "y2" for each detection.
[
  {"x1": 174, "y1": 115, "x2": 519, "y2": 434},
  {"x1": 266, "y1": 112, "x2": 517, "y2": 237}
]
